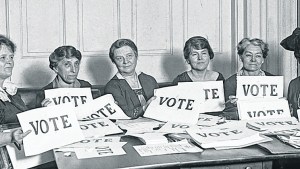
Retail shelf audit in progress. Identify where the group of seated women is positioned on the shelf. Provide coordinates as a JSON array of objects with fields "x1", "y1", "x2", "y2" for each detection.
[{"x1": 0, "y1": 28, "x2": 300, "y2": 147}]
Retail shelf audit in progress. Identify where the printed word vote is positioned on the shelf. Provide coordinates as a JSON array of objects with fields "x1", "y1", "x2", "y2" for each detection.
[
  {"x1": 29, "y1": 115, "x2": 72, "y2": 135},
  {"x1": 243, "y1": 84, "x2": 278, "y2": 96},
  {"x1": 51, "y1": 96, "x2": 88, "y2": 107}
]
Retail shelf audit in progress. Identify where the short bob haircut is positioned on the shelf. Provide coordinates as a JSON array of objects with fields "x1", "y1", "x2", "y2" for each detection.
[
  {"x1": 237, "y1": 38, "x2": 269, "y2": 58},
  {"x1": 49, "y1": 46, "x2": 82, "y2": 70},
  {"x1": 109, "y1": 39, "x2": 138, "y2": 63},
  {"x1": 184, "y1": 36, "x2": 214, "y2": 60},
  {"x1": 0, "y1": 34, "x2": 16, "y2": 53}
]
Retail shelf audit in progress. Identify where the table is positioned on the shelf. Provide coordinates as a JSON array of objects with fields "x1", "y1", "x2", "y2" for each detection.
[{"x1": 54, "y1": 136, "x2": 300, "y2": 169}]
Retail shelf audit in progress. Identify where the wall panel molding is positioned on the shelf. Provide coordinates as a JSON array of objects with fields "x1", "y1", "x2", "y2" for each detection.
[{"x1": 183, "y1": 0, "x2": 222, "y2": 53}]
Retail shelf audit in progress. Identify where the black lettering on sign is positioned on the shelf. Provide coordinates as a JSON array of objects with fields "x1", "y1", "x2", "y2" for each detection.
[
  {"x1": 29, "y1": 115, "x2": 72, "y2": 135},
  {"x1": 247, "y1": 109, "x2": 285, "y2": 118},
  {"x1": 51, "y1": 96, "x2": 88, "y2": 107},
  {"x1": 203, "y1": 88, "x2": 220, "y2": 99},
  {"x1": 242, "y1": 84, "x2": 278, "y2": 97},
  {"x1": 171, "y1": 124, "x2": 189, "y2": 129},
  {"x1": 80, "y1": 122, "x2": 109, "y2": 130},
  {"x1": 159, "y1": 97, "x2": 195, "y2": 110},
  {"x1": 96, "y1": 146, "x2": 113, "y2": 155},
  {"x1": 196, "y1": 130, "x2": 242, "y2": 137}
]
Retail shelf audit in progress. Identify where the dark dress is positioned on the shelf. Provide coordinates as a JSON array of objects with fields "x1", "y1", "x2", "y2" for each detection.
[
  {"x1": 104, "y1": 72, "x2": 158, "y2": 119},
  {"x1": 0, "y1": 93, "x2": 27, "y2": 124},
  {"x1": 223, "y1": 71, "x2": 274, "y2": 119},
  {"x1": 287, "y1": 76, "x2": 300, "y2": 118},
  {"x1": 35, "y1": 78, "x2": 97, "y2": 108},
  {"x1": 172, "y1": 71, "x2": 225, "y2": 85}
]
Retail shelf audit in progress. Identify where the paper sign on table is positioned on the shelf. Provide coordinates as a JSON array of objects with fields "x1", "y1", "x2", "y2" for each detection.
[
  {"x1": 61, "y1": 137, "x2": 121, "y2": 148},
  {"x1": 237, "y1": 98, "x2": 291, "y2": 120},
  {"x1": 236, "y1": 76, "x2": 283, "y2": 100},
  {"x1": 17, "y1": 103, "x2": 84, "y2": 156},
  {"x1": 157, "y1": 122, "x2": 200, "y2": 134},
  {"x1": 133, "y1": 140, "x2": 203, "y2": 156},
  {"x1": 246, "y1": 117, "x2": 299, "y2": 131},
  {"x1": 44, "y1": 88, "x2": 93, "y2": 107},
  {"x1": 126, "y1": 133, "x2": 168, "y2": 145},
  {"x1": 74, "y1": 142, "x2": 126, "y2": 159},
  {"x1": 79, "y1": 118, "x2": 123, "y2": 138},
  {"x1": 75, "y1": 94, "x2": 130, "y2": 120}
]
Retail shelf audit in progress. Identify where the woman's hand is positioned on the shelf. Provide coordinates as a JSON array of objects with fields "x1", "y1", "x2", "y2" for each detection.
[
  {"x1": 143, "y1": 96, "x2": 157, "y2": 111},
  {"x1": 41, "y1": 98, "x2": 52, "y2": 107},
  {"x1": 11, "y1": 129, "x2": 31, "y2": 145},
  {"x1": 227, "y1": 95, "x2": 238, "y2": 105}
]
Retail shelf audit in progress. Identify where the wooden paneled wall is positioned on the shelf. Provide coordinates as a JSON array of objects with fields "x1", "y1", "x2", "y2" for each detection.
[{"x1": 0, "y1": 0, "x2": 297, "y2": 96}]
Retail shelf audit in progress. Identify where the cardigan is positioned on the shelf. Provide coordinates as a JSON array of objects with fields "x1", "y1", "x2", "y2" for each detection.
[
  {"x1": 104, "y1": 72, "x2": 158, "y2": 119},
  {"x1": 35, "y1": 78, "x2": 96, "y2": 108},
  {"x1": 287, "y1": 76, "x2": 300, "y2": 118},
  {"x1": 0, "y1": 93, "x2": 27, "y2": 124},
  {"x1": 172, "y1": 71, "x2": 225, "y2": 85}
]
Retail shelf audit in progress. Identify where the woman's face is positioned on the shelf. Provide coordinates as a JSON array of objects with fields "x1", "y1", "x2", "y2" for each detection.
[
  {"x1": 113, "y1": 46, "x2": 137, "y2": 76},
  {"x1": 53, "y1": 57, "x2": 80, "y2": 84},
  {"x1": 0, "y1": 45, "x2": 14, "y2": 80},
  {"x1": 187, "y1": 48, "x2": 210, "y2": 71},
  {"x1": 240, "y1": 44, "x2": 264, "y2": 72}
]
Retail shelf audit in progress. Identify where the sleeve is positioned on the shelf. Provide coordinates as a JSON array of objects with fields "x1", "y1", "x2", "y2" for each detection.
[
  {"x1": 287, "y1": 80, "x2": 298, "y2": 117},
  {"x1": 217, "y1": 73, "x2": 225, "y2": 81},
  {"x1": 35, "y1": 90, "x2": 45, "y2": 108},
  {"x1": 172, "y1": 76, "x2": 179, "y2": 85},
  {"x1": 104, "y1": 82, "x2": 144, "y2": 119}
]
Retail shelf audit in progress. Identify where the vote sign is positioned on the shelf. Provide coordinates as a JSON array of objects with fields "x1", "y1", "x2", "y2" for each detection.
[
  {"x1": 17, "y1": 103, "x2": 84, "y2": 156},
  {"x1": 237, "y1": 98, "x2": 291, "y2": 120},
  {"x1": 236, "y1": 76, "x2": 283, "y2": 100},
  {"x1": 75, "y1": 94, "x2": 129, "y2": 120},
  {"x1": 144, "y1": 81, "x2": 225, "y2": 124},
  {"x1": 45, "y1": 88, "x2": 93, "y2": 107}
]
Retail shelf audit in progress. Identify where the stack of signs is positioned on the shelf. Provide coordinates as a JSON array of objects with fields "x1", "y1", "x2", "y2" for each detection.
[
  {"x1": 246, "y1": 117, "x2": 299, "y2": 133},
  {"x1": 186, "y1": 122, "x2": 272, "y2": 150},
  {"x1": 79, "y1": 118, "x2": 123, "y2": 138},
  {"x1": 277, "y1": 134, "x2": 300, "y2": 148},
  {"x1": 144, "y1": 81, "x2": 225, "y2": 124},
  {"x1": 236, "y1": 76, "x2": 291, "y2": 120}
]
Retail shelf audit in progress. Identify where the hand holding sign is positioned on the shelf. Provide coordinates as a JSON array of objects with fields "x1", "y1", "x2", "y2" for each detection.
[{"x1": 17, "y1": 103, "x2": 84, "y2": 156}]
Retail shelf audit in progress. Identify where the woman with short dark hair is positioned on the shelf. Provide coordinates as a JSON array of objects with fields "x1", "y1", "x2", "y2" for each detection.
[
  {"x1": 36, "y1": 46, "x2": 98, "y2": 107},
  {"x1": 173, "y1": 36, "x2": 224, "y2": 85}
]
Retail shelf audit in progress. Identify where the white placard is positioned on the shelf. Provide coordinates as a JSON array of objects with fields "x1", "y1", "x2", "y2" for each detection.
[
  {"x1": 17, "y1": 103, "x2": 84, "y2": 156},
  {"x1": 236, "y1": 76, "x2": 283, "y2": 100},
  {"x1": 74, "y1": 142, "x2": 126, "y2": 159},
  {"x1": 178, "y1": 81, "x2": 225, "y2": 113},
  {"x1": 186, "y1": 123, "x2": 263, "y2": 149},
  {"x1": 144, "y1": 81, "x2": 224, "y2": 124},
  {"x1": 44, "y1": 88, "x2": 93, "y2": 107},
  {"x1": 246, "y1": 117, "x2": 299, "y2": 131},
  {"x1": 75, "y1": 94, "x2": 130, "y2": 120},
  {"x1": 237, "y1": 98, "x2": 291, "y2": 120},
  {"x1": 133, "y1": 140, "x2": 203, "y2": 157},
  {"x1": 157, "y1": 122, "x2": 200, "y2": 134},
  {"x1": 79, "y1": 118, "x2": 123, "y2": 138},
  {"x1": 61, "y1": 137, "x2": 121, "y2": 148}
]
